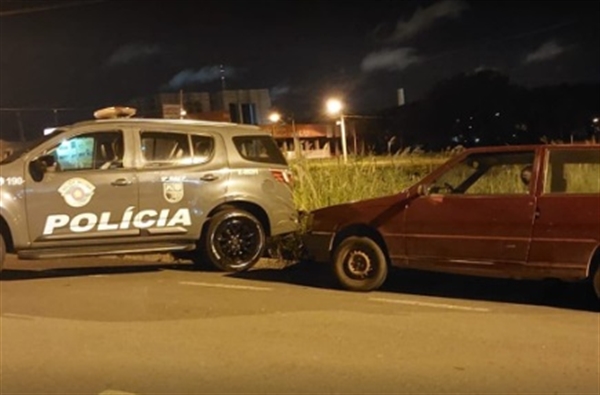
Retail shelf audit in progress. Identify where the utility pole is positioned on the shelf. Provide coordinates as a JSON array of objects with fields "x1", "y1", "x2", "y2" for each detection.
[
  {"x1": 220, "y1": 64, "x2": 226, "y2": 91},
  {"x1": 291, "y1": 116, "x2": 301, "y2": 159}
]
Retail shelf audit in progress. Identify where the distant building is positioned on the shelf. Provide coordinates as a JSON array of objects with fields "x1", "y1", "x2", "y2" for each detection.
[
  {"x1": 212, "y1": 89, "x2": 272, "y2": 125},
  {"x1": 131, "y1": 89, "x2": 271, "y2": 125},
  {"x1": 130, "y1": 89, "x2": 352, "y2": 159},
  {"x1": 260, "y1": 122, "x2": 347, "y2": 160}
]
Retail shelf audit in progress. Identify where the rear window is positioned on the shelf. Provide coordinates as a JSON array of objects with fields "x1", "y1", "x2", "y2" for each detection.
[
  {"x1": 544, "y1": 149, "x2": 600, "y2": 194},
  {"x1": 233, "y1": 136, "x2": 287, "y2": 165}
]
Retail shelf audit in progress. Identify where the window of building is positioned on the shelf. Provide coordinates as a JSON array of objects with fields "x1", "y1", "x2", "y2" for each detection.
[
  {"x1": 229, "y1": 103, "x2": 240, "y2": 123},
  {"x1": 241, "y1": 103, "x2": 257, "y2": 125}
]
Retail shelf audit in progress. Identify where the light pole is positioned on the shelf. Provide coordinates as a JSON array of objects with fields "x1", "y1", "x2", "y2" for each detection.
[
  {"x1": 269, "y1": 111, "x2": 301, "y2": 159},
  {"x1": 268, "y1": 111, "x2": 281, "y2": 136},
  {"x1": 326, "y1": 98, "x2": 347, "y2": 163},
  {"x1": 179, "y1": 89, "x2": 186, "y2": 119}
]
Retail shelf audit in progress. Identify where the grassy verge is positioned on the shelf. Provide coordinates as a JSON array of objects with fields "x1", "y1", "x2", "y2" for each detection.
[{"x1": 291, "y1": 154, "x2": 450, "y2": 211}]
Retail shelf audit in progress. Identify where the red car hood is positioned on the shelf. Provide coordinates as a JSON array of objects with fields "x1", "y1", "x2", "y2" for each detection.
[{"x1": 309, "y1": 191, "x2": 412, "y2": 232}]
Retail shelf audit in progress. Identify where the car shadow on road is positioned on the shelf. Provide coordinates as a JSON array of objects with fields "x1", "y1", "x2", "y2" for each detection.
[
  {"x1": 230, "y1": 260, "x2": 600, "y2": 312},
  {"x1": 0, "y1": 261, "x2": 203, "y2": 281}
]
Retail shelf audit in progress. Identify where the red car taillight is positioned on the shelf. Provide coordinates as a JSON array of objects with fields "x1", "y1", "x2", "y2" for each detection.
[{"x1": 270, "y1": 169, "x2": 293, "y2": 187}]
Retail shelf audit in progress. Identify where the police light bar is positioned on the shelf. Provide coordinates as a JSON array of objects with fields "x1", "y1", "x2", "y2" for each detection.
[{"x1": 94, "y1": 106, "x2": 137, "y2": 119}]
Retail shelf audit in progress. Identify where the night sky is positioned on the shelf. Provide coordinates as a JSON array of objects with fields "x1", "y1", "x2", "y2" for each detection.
[{"x1": 1, "y1": 0, "x2": 599, "y2": 139}]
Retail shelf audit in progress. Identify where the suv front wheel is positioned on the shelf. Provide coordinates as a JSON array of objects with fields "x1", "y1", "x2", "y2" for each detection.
[{"x1": 201, "y1": 208, "x2": 266, "y2": 272}]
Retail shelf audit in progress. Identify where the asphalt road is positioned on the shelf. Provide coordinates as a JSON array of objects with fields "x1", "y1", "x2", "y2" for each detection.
[{"x1": 1, "y1": 254, "x2": 599, "y2": 394}]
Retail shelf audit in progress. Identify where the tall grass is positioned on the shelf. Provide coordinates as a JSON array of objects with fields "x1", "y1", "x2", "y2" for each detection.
[{"x1": 291, "y1": 154, "x2": 450, "y2": 211}]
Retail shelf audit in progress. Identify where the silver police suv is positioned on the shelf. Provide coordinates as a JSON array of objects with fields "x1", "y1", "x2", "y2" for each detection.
[{"x1": 0, "y1": 109, "x2": 298, "y2": 272}]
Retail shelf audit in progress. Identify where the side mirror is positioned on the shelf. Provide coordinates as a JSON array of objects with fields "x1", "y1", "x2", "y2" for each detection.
[{"x1": 29, "y1": 154, "x2": 56, "y2": 182}]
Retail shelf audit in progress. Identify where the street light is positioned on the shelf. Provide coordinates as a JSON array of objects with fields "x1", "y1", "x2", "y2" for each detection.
[
  {"x1": 269, "y1": 111, "x2": 301, "y2": 159},
  {"x1": 268, "y1": 112, "x2": 281, "y2": 123},
  {"x1": 326, "y1": 98, "x2": 347, "y2": 163},
  {"x1": 268, "y1": 111, "x2": 281, "y2": 137}
]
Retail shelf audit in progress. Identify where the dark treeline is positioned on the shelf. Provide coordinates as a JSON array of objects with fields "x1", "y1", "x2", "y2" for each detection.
[{"x1": 367, "y1": 70, "x2": 600, "y2": 152}]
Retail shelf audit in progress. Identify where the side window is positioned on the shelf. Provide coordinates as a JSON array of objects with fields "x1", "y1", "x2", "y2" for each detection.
[
  {"x1": 544, "y1": 149, "x2": 600, "y2": 194},
  {"x1": 429, "y1": 151, "x2": 535, "y2": 195},
  {"x1": 45, "y1": 131, "x2": 123, "y2": 171},
  {"x1": 191, "y1": 135, "x2": 215, "y2": 164},
  {"x1": 140, "y1": 131, "x2": 191, "y2": 167},
  {"x1": 233, "y1": 135, "x2": 287, "y2": 165}
]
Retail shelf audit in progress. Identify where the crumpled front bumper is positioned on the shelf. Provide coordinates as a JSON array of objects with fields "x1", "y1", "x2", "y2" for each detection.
[{"x1": 302, "y1": 231, "x2": 334, "y2": 263}]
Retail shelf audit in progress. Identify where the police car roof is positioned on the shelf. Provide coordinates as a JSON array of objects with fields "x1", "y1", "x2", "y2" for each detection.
[{"x1": 69, "y1": 117, "x2": 270, "y2": 136}]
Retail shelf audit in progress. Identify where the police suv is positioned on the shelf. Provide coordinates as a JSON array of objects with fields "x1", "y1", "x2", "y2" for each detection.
[{"x1": 0, "y1": 107, "x2": 298, "y2": 272}]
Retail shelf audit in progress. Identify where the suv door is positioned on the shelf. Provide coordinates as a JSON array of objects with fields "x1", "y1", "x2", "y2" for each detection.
[
  {"x1": 134, "y1": 130, "x2": 229, "y2": 241},
  {"x1": 25, "y1": 129, "x2": 139, "y2": 246}
]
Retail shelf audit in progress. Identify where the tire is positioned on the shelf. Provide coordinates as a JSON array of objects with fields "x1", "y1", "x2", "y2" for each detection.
[
  {"x1": 201, "y1": 208, "x2": 266, "y2": 272},
  {"x1": 332, "y1": 236, "x2": 388, "y2": 292},
  {"x1": 0, "y1": 233, "x2": 6, "y2": 273}
]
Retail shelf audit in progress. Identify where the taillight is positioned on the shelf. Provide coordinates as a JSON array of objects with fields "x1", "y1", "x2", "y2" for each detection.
[{"x1": 270, "y1": 169, "x2": 293, "y2": 187}]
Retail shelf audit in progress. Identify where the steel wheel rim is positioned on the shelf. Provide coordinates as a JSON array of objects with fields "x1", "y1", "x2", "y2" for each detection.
[{"x1": 343, "y1": 249, "x2": 374, "y2": 279}]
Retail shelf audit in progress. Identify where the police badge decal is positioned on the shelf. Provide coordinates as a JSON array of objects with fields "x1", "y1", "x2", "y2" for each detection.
[
  {"x1": 162, "y1": 176, "x2": 185, "y2": 203},
  {"x1": 58, "y1": 178, "x2": 96, "y2": 207}
]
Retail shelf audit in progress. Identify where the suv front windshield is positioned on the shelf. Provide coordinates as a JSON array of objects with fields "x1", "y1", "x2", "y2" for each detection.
[{"x1": 0, "y1": 129, "x2": 66, "y2": 164}]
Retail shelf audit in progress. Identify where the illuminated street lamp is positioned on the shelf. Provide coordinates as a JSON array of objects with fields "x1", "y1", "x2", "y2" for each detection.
[
  {"x1": 326, "y1": 98, "x2": 347, "y2": 163},
  {"x1": 269, "y1": 112, "x2": 281, "y2": 123},
  {"x1": 268, "y1": 111, "x2": 281, "y2": 136},
  {"x1": 269, "y1": 111, "x2": 300, "y2": 158}
]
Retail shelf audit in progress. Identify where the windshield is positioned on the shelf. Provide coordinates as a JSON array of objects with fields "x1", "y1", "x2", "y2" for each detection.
[{"x1": 0, "y1": 129, "x2": 66, "y2": 164}]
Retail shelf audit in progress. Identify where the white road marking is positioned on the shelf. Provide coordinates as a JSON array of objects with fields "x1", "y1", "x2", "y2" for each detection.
[
  {"x1": 180, "y1": 281, "x2": 272, "y2": 291},
  {"x1": 1, "y1": 313, "x2": 38, "y2": 320},
  {"x1": 369, "y1": 297, "x2": 490, "y2": 312},
  {"x1": 99, "y1": 390, "x2": 138, "y2": 395}
]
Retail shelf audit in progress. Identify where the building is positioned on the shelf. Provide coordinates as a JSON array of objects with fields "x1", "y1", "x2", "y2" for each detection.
[
  {"x1": 211, "y1": 89, "x2": 271, "y2": 125},
  {"x1": 130, "y1": 89, "x2": 352, "y2": 159},
  {"x1": 131, "y1": 89, "x2": 271, "y2": 125}
]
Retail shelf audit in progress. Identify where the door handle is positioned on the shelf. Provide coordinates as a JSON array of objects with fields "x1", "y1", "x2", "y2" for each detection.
[
  {"x1": 111, "y1": 178, "x2": 132, "y2": 186},
  {"x1": 534, "y1": 209, "x2": 540, "y2": 218},
  {"x1": 201, "y1": 174, "x2": 218, "y2": 182}
]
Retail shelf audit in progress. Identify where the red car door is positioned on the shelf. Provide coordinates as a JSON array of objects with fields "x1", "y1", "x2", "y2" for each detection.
[
  {"x1": 527, "y1": 146, "x2": 600, "y2": 280},
  {"x1": 403, "y1": 149, "x2": 538, "y2": 275}
]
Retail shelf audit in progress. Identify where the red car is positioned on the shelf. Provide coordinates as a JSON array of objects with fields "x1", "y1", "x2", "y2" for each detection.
[{"x1": 303, "y1": 144, "x2": 600, "y2": 300}]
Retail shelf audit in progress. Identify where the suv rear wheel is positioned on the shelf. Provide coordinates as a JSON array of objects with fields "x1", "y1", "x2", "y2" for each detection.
[{"x1": 201, "y1": 208, "x2": 265, "y2": 272}]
